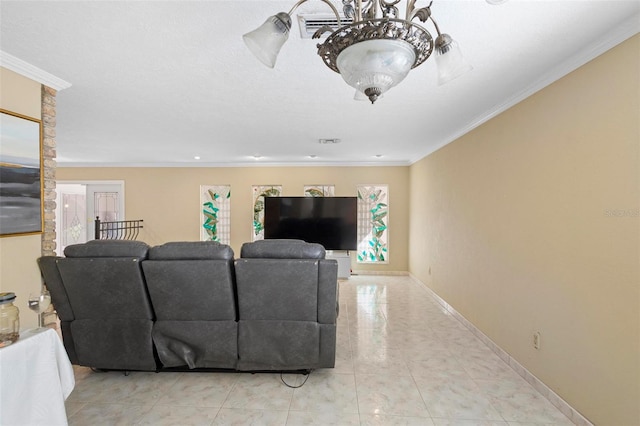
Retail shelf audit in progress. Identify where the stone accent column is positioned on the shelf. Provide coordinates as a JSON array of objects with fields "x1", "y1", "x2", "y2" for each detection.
[{"x1": 41, "y1": 86, "x2": 57, "y2": 257}]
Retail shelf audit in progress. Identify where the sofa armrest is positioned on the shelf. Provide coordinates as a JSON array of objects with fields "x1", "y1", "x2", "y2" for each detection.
[
  {"x1": 317, "y1": 259, "x2": 338, "y2": 324},
  {"x1": 37, "y1": 256, "x2": 74, "y2": 321}
]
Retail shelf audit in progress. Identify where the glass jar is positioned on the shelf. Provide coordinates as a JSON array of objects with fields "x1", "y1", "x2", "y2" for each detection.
[{"x1": 0, "y1": 292, "x2": 20, "y2": 348}]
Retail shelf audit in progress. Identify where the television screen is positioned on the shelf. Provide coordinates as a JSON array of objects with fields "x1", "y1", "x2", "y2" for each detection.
[{"x1": 264, "y1": 196, "x2": 357, "y2": 251}]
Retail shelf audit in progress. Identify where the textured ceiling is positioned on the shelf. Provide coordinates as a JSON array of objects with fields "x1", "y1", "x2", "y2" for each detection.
[{"x1": 1, "y1": 0, "x2": 638, "y2": 167}]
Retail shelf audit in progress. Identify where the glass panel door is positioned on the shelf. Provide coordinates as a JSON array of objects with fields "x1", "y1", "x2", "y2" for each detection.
[
  {"x1": 86, "y1": 184, "x2": 125, "y2": 240},
  {"x1": 55, "y1": 182, "x2": 125, "y2": 253},
  {"x1": 55, "y1": 184, "x2": 86, "y2": 255}
]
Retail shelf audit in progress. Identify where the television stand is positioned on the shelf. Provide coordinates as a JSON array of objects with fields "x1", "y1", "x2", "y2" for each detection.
[{"x1": 326, "y1": 251, "x2": 351, "y2": 279}]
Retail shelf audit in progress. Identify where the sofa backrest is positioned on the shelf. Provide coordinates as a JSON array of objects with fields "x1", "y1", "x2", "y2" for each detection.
[
  {"x1": 141, "y1": 241, "x2": 240, "y2": 369},
  {"x1": 239, "y1": 239, "x2": 325, "y2": 259},
  {"x1": 236, "y1": 258, "x2": 322, "y2": 321},
  {"x1": 64, "y1": 239, "x2": 150, "y2": 258},
  {"x1": 42, "y1": 240, "x2": 157, "y2": 371},
  {"x1": 142, "y1": 241, "x2": 236, "y2": 321},
  {"x1": 59, "y1": 240, "x2": 153, "y2": 320},
  {"x1": 234, "y1": 239, "x2": 338, "y2": 370},
  {"x1": 236, "y1": 239, "x2": 336, "y2": 321}
]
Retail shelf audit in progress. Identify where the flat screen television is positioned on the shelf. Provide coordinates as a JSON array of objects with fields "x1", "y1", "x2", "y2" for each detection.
[{"x1": 263, "y1": 196, "x2": 357, "y2": 251}]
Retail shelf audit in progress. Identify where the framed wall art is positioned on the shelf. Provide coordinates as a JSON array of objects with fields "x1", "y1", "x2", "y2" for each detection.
[{"x1": 0, "y1": 109, "x2": 43, "y2": 237}]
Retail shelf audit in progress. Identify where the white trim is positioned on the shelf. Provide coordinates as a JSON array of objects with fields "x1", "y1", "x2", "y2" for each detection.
[
  {"x1": 351, "y1": 270, "x2": 408, "y2": 276},
  {"x1": 56, "y1": 161, "x2": 412, "y2": 168},
  {"x1": 409, "y1": 273, "x2": 594, "y2": 426},
  {"x1": 0, "y1": 51, "x2": 72, "y2": 91},
  {"x1": 57, "y1": 180, "x2": 125, "y2": 186},
  {"x1": 409, "y1": 14, "x2": 640, "y2": 164}
]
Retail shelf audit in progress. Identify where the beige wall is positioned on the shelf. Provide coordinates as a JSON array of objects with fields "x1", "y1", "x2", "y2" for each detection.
[
  {"x1": 408, "y1": 35, "x2": 639, "y2": 425},
  {"x1": 0, "y1": 68, "x2": 43, "y2": 329},
  {"x1": 9, "y1": 34, "x2": 637, "y2": 424},
  {"x1": 57, "y1": 166, "x2": 410, "y2": 273}
]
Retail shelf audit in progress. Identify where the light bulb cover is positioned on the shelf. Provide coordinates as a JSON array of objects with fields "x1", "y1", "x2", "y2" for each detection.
[
  {"x1": 353, "y1": 89, "x2": 368, "y2": 101},
  {"x1": 435, "y1": 33, "x2": 473, "y2": 85},
  {"x1": 337, "y1": 39, "x2": 416, "y2": 103},
  {"x1": 243, "y1": 12, "x2": 292, "y2": 68}
]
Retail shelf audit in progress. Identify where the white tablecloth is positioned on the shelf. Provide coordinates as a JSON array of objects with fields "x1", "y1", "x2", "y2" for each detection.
[{"x1": 0, "y1": 328, "x2": 75, "y2": 426}]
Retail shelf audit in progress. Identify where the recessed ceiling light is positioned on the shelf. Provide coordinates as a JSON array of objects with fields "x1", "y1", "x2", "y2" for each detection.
[
  {"x1": 318, "y1": 138, "x2": 341, "y2": 144},
  {"x1": 486, "y1": 0, "x2": 508, "y2": 4},
  {"x1": 309, "y1": 154, "x2": 318, "y2": 158},
  {"x1": 253, "y1": 155, "x2": 262, "y2": 159},
  {"x1": 374, "y1": 154, "x2": 383, "y2": 158},
  {"x1": 194, "y1": 156, "x2": 201, "y2": 160}
]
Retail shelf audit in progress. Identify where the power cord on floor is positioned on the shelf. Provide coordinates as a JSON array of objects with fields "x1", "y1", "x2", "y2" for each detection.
[{"x1": 280, "y1": 370, "x2": 312, "y2": 388}]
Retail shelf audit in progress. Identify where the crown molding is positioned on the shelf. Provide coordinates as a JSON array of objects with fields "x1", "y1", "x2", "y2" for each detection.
[
  {"x1": 57, "y1": 160, "x2": 411, "y2": 168},
  {"x1": 0, "y1": 51, "x2": 71, "y2": 91},
  {"x1": 409, "y1": 14, "x2": 640, "y2": 164}
]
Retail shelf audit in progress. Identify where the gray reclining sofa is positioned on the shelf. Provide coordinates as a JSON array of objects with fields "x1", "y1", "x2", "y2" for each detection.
[{"x1": 37, "y1": 239, "x2": 338, "y2": 372}]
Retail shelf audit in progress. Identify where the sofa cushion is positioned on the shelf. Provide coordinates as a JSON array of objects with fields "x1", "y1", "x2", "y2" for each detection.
[
  {"x1": 64, "y1": 240, "x2": 150, "y2": 258},
  {"x1": 148, "y1": 241, "x2": 234, "y2": 260},
  {"x1": 240, "y1": 239, "x2": 325, "y2": 259}
]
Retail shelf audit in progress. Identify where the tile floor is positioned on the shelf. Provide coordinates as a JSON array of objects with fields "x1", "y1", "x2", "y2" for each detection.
[{"x1": 65, "y1": 275, "x2": 575, "y2": 425}]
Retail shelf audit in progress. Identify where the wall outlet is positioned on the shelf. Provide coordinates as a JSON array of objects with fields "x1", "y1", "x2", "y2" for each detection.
[{"x1": 533, "y1": 331, "x2": 541, "y2": 350}]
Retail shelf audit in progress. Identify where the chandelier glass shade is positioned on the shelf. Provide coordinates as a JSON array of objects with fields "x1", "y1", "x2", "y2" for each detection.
[
  {"x1": 337, "y1": 39, "x2": 416, "y2": 103},
  {"x1": 434, "y1": 34, "x2": 473, "y2": 85},
  {"x1": 242, "y1": 12, "x2": 292, "y2": 68},
  {"x1": 243, "y1": 0, "x2": 472, "y2": 103}
]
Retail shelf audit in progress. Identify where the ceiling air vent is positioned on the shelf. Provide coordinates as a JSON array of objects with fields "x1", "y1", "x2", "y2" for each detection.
[
  {"x1": 318, "y1": 138, "x2": 341, "y2": 144},
  {"x1": 297, "y1": 14, "x2": 351, "y2": 39}
]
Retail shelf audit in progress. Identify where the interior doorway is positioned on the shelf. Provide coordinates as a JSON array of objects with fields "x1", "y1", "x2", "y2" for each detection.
[{"x1": 54, "y1": 181, "x2": 125, "y2": 255}]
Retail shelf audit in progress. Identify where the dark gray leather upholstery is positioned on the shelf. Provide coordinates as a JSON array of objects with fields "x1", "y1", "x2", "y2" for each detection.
[
  {"x1": 36, "y1": 256, "x2": 79, "y2": 364},
  {"x1": 235, "y1": 240, "x2": 338, "y2": 371},
  {"x1": 42, "y1": 240, "x2": 157, "y2": 371},
  {"x1": 38, "y1": 239, "x2": 339, "y2": 373},
  {"x1": 64, "y1": 239, "x2": 150, "y2": 258},
  {"x1": 142, "y1": 241, "x2": 238, "y2": 369},
  {"x1": 148, "y1": 241, "x2": 234, "y2": 260},
  {"x1": 240, "y1": 239, "x2": 325, "y2": 259}
]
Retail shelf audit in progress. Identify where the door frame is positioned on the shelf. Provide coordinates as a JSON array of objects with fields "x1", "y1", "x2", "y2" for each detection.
[{"x1": 56, "y1": 180, "x2": 125, "y2": 244}]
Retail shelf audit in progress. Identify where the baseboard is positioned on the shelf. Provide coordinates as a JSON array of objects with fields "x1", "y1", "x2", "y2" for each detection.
[
  {"x1": 351, "y1": 270, "x2": 409, "y2": 276},
  {"x1": 409, "y1": 273, "x2": 593, "y2": 426}
]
